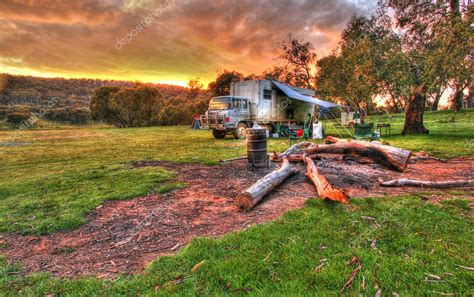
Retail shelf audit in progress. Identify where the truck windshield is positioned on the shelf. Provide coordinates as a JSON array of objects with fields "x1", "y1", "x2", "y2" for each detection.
[{"x1": 209, "y1": 97, "x2": 231, "y2": 110}]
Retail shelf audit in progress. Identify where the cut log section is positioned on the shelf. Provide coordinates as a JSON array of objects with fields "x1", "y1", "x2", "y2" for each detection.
[
  {"x1": 304, "y1": 156, "x2": 349, "y2": 204},
  {"x1": 235, "y1": 157, "x2": 298, "y2": 211},
  {"x1": 304, "y1": 138, "x2": 412, "y2": 172},
  {"x1": 380, "y1": 178, "x2": 474, "y2": 188}
]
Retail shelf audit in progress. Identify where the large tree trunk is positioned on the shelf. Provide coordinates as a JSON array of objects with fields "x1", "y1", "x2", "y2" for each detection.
[
  {"x1": 235, "y1": 158, "x2": 298, "y2": 211},
  {"x1": 304, "y1": 157, "x2": 349, "y2": 204},
  {"x1": 402, "y1": 85, "x2": 429, "y2": 135},
  {"x1": 306, "y1": 137, "x2": 412, "y2": 172}
]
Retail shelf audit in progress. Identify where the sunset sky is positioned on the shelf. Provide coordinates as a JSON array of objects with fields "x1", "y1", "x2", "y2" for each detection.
[{"x1": 0, "y1": 0, "x2": 377, "y2": 87}]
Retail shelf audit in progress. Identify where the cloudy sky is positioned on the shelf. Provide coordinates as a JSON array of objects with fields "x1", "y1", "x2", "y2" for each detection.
[{"x1": 0, "y1": 0, "x2": 377, "y2": 86}]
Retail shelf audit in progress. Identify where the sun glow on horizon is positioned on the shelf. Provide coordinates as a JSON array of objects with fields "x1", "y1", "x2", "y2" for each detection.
[{"x1": 0, "y1": 65, "x2": 196, "y2": 88}]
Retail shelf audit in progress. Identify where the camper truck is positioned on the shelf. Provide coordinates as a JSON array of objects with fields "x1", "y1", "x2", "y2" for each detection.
[{"x1": 201, "y1": 79, "x2": 339, "y2": 139}]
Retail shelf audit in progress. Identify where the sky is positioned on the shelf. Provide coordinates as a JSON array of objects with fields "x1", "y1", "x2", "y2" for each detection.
[{"x1": 0, "y1": 0, "x2": 377, "y2": 87}]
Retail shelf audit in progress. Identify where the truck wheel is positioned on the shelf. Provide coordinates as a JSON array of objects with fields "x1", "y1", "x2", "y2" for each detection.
[
  {"x1": 212, "y1": 129, "x2": 226, "y2": 139},
  {"x1": 234, "y1": 122, "x2": 248, "y2": 139}
]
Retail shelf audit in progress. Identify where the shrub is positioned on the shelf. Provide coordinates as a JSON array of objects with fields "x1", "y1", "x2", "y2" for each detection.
[
  {"x1": 0, "y1": 105, "x2": 8, "y2": 119},
  {"x1": 44, "y1": 107, "x2": 91, "y2": 124},
  {"x1": 6, "y1": 106, "x2": 32, "y2": 125}
]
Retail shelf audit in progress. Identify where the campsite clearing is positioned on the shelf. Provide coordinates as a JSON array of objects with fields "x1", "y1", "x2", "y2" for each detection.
[{"x1": 0, "y1": 109, "x2": 473, "y2": 295}]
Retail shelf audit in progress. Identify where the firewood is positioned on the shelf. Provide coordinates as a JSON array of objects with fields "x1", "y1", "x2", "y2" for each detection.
[
  {"x1": 274, "y1": 154, "x2": 320, "y2": 163},
  {"x1": 270, "y1": 141, "x2": 312, "y2": 161},
  {"x1": 304, "y1": 156, "x2": 349, "y2": 204},
  {"x1": 380, "y1": 178, "x2": 473, "y2": 188},
  {"x1": 304, "y1": 138, "x2": 412, "y2": 172},
  {"x1": 235, "y1": 157, "x2": 298, "y2": 211}
]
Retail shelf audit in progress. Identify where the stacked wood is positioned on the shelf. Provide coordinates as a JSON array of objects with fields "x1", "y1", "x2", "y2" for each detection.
[
  {"x1": 380, "y1": 178, "x2": 473, "y2": 188},
  {"x1": 235, "y1": 157, "x2": 298, "y2": 211},
  {"x1": 304, "y1": 156, "x2": 349, "y2": 204}
]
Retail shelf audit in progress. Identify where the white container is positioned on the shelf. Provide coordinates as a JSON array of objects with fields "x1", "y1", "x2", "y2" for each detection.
[{"x1": 312, "y1": 122, "x2": 323, "y2": 139}]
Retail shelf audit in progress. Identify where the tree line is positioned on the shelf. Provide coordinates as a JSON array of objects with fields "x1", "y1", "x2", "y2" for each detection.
[{"x1": 90, "y1": 83, "x2": 208, "y2": 127}]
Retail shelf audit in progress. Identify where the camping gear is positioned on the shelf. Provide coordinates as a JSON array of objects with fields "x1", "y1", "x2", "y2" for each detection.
[
  {"x1": 246, "y1": 127, "x2": 268, "y2": 168},
  {"x1": 191, "y1": 116, "x2": 202, "y2": 129},
  {"x1": 340, "y1": 112, "x2": 355, "y2": 126},
  {"x1": 353, "y1": 123, "x2": 374, "y2": 140},
  {"x1": 312, "y1": 122, "x2": 323, "y2": 139},
  {"x1": 376, "y1": 123, "x2": 391, "y2": 136}
]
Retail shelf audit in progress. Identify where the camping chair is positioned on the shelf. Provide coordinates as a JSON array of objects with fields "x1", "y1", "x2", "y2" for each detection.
[
  {"x1": 353, "y1": 123, "x2": 374, "y2": 140},
  {"x1": 288, "y1": 114, "x2": 312, "y2": 145}
]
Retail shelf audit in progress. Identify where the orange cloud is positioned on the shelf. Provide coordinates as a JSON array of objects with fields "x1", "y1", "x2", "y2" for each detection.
[{"x1": 0, "y1": 0, "x2": 377, "y2": 85}]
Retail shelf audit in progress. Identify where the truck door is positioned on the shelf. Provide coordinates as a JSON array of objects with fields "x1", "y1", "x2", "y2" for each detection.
[
  {"x1": 240, "y1": 99, "x2": 250, "y2": 121},
  {"x1": 229, "y1": 98, "x2": 241, "y2": 125}
]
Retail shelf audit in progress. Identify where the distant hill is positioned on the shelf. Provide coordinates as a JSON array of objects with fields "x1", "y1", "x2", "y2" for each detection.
[
  {"x1": 0, "y1": 74, "x2": 191, "y2": 108},
  {"x1": 0, "y1": 74, "x2": 210, "y2": 126}
]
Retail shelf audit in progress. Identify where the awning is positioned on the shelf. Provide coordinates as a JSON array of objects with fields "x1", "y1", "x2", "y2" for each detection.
[{"x1": 272, "y1": 81, "x2": 343, "y2": 108}]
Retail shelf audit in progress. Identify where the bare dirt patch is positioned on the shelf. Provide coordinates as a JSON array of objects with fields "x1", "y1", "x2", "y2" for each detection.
[{"x1": 1, "y1": 156, "x2": 472, "y2": 278}]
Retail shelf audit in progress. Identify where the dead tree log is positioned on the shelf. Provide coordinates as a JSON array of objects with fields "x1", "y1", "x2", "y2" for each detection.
[
  {"x1": 235, "y1": 157, "x2": 298, "y2": 211},
  {"x1": 304, "y1": 156, "x2": 349, "y2": 204},
  {"x1": 380, "y1": 178, "x2": 474, "y2": 188},
  {"x1": 304, "y1": 139, "x2": 412, "y2": 172},
  {"x1": 275, "y1": 154, "x2": 320, "y2": 163},
  {"x1": 270, "y1": 141, "x2": 312, "y2": 161}
]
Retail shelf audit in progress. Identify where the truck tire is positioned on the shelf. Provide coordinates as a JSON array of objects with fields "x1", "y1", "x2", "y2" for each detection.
[
  {"x1": 212, "y1": 129, "x2": 226, "y2": 139},
  {"x1": 234, "y1": 122, "x2": 248, "y2": 139}
]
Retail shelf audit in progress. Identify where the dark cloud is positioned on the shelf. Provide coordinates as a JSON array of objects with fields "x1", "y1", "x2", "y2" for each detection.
[{"x1": 0, "y1": 0, "x2": 377, "y2": 84}]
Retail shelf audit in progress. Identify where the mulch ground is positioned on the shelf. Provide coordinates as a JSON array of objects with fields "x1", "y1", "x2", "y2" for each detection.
[{"x1": 1, "y1": 156, "x2": 472, "y2": 278}]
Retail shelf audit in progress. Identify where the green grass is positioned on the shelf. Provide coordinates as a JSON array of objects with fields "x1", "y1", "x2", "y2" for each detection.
[
  {"x1": 324, "y1": 109, "x2": 474, "y2": 158},
  {"x1": 0, "y1": 109, "x2": 473, "y2": 295},
  {"x1": 1, "y1": 196, "x2": 472, "y2": 296},
  {"x1": 0, "y1": 125, "x2": 288, "y2": 235},
  {"x1": 0, "y1": 109, "x2": 473, "y2": 235}
]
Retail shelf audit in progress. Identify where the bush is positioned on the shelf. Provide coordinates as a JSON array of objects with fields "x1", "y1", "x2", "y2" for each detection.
[
  {"x1": 44, "y1": 107, "x2": 91, "y2": 124},
  {"x1": 0, "y1": 105, "x2": 8, "y2": 119},
  {"x1": 5, "y1": 106, "x2": 32, "y2": 125},
  {"x1": 69, "y1": 108, "x2": 91, "y2": 124}
]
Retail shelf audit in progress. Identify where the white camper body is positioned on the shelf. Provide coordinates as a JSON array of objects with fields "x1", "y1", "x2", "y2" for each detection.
[
  {"x1": 202, "y1": 79, "x2": 339, "y2": 139},
  {"x1": 229, "y1": 80, "x2": 315, "y2": 123}
]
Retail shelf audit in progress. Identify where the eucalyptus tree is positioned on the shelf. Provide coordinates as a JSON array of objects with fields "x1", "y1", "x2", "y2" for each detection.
[{"x1": 386, "y1": 0, "x2": 472, "y2": 134}]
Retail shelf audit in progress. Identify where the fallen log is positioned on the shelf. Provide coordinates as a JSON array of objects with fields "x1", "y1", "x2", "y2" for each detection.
[
  {"x1": 275, "y1": 154, "x2": 321, "y2": 163},
  {"x1": 235, "y1": 157, "x2": 298, "y2": 211},
  {"x1": 304, "y1": 139, "x2": 412, "y2": 172},
  {"x1": 380, "y1": 178, "x2": 474, "y2": 188},
  {"x1": 304, "y1": 156, "x2": 349, "y2": 204},
  {"x1": 270, "y1": 141, "x2": 312, "y2": 161}
]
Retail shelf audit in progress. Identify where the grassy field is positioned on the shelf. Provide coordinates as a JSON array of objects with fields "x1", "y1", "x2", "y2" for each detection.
[
  {"x1": 0, "y1": 109, "x2": 473, "y2": 295},
  {"x1": 1, "y1": 197, "x2": 472, "y2": 296}
]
